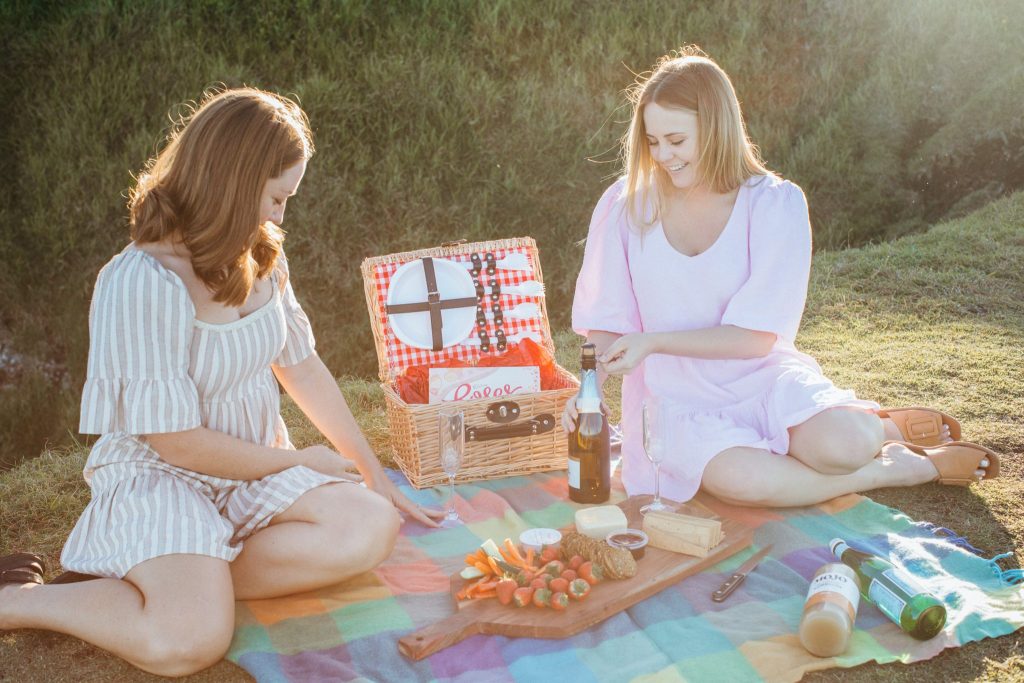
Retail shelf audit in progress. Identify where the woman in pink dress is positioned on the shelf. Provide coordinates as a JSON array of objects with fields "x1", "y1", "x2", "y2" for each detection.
[
  {"x1": 566, "y1": 47, "x2": 999, "y2": 507},
  {"x1": 0, "y1": 88, "x2": 442, "y2": 676}
]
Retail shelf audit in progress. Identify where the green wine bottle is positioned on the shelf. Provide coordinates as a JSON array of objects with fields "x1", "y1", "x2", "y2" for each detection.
[{"x1": 830, "y1": 538, "x2": 946, "y2": 640}]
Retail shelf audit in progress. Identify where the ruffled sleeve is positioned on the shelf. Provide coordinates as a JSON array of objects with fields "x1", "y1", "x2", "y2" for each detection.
[
  {"x1": 79, "y1": 250, "x2": 202, "y2": 435},
  {"x1": 272, "y1": 251, "x2": 317, "y2": 367},
  {"x1": 720, "y1": 179, "x2": 812, "y2": 343},
  {"x1": 571, "y1": 179, "x2": 643, "y2": 336}
]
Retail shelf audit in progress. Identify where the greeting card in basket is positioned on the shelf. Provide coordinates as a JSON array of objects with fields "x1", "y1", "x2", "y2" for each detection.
[{"x1": 428, "y1": 366, "x2": 541, "y2": 404}]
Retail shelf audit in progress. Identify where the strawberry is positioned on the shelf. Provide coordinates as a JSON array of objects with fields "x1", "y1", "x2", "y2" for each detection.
[
  {"x1": 568, "y1": 578, "x2": 591, "y2": 601},
  {"x1": 512, "y1": 587, "x2": 534, "y2": 608},
  {"x1": 560, "y1": 569, "x2": 577, "y2": 583},
  {"x1": 568, "y1": 555, "x2": 584, "y2": 571},
  {"x1": 550, "y1": 592, "x2": 569, "y2": 611},
  {"x1": 532, "y1": 588, "x2": 552, "y2": 608},
  {"x1": 496, "y1": 578, "x2": 518, "y2": 606},
  {"x1": 548, "y1": 577, "x2": 569, "y2": 594},
  {"x1": 578, "y1": 561, "x2": 603, "y2": 585},
  {"x1": 542, "y1": 560, "x2": 565, "y2": 577}
]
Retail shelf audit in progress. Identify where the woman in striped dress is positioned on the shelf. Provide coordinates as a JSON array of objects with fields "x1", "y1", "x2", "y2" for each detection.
[{"x1": 0, "y1": 88, "x2": 443, "y2": 676}]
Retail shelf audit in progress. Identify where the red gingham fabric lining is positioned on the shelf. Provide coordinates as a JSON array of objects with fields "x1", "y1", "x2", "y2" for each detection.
[{"x1": 372, "y1": 247, "x2": 546, "y2": 379}]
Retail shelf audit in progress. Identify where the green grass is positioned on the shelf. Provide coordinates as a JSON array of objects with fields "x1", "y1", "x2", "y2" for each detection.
[
  {"x1": 2, "y1": 0, "x2": 1023, "y2": 467},
  {"x1": 2, "y1": 193, "x2": 1023, "y2": 681}
]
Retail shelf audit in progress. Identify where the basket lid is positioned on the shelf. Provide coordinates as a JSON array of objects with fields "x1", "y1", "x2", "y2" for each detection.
[{"x1": 360, "y1": 237, "x2": 558, "y2": 383}]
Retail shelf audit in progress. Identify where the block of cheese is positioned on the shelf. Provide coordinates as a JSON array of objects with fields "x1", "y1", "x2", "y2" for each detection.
[
  {"x1": 642, "y1": 510, "x2": 723, "y2": 557},
  {"x1": 574, "y1": 505, "x2": 628, "y2": 540}
]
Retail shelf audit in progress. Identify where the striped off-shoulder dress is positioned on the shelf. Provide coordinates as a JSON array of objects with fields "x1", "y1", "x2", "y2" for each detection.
[{"x1": 61, "y1": 244, "x2": 345, "y2": 578}]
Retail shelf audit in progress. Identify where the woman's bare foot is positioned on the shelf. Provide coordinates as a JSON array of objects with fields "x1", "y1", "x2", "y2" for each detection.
[
  {"x1": 872, "y1": 441, "x2": 989, "y2": 488},
  {"x1": 879, "y1": 417, "x2": 953, "y2": 444}
]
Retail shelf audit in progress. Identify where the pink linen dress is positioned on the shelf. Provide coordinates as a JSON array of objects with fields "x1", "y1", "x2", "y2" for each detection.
[{"x1": 571, "y1": 174, "x2": 878, "y2": 503}]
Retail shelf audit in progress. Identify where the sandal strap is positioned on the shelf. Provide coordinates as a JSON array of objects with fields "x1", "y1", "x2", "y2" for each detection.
[
  {"x1": 0, "y1": 568, "x2": 43, "y2": 585},
  {"x1": 878, "y1": 407, "x2": 962, "y2": 447},
  {"x1": 885, "y1": 439, "x2": 1000, "y2": 485}
]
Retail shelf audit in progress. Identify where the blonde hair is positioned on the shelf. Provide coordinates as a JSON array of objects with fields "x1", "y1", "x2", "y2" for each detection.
[
  {"x1": 622, "y1": 46, "x2": 769, "y2": 227},
  {"x1": 129, "y1": 87, "x2": 314, "y2": 306}
]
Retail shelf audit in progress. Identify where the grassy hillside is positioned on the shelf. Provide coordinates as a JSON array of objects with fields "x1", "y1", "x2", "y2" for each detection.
[
  {"x1": 1, "y1": 191, "x2": 1022, "y2": 682},
  {"x1": 1, "y1": 0, "x2": 1023, "y2": 467}
]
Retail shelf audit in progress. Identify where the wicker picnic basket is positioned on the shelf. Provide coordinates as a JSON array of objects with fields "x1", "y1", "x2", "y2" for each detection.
[{"x1": 361, "y1": 237, "x2": 579, "y2": 489}]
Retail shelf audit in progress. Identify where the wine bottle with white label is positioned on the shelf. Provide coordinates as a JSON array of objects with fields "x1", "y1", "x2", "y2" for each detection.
[
  {"x1": 830, "y1": 538, "x2": 946, "y2": 640},
  {"x1": 568, "y1": 343, "x2": 610, "y2": 504}
]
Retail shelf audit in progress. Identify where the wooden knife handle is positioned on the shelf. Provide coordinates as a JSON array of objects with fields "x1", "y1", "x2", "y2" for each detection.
[
  {"x1": 398, "y1": 608, "x2": 483, "y2": 661},
  {"x1": 711, "y1": 572, "x2": 746, "y2": 602}
]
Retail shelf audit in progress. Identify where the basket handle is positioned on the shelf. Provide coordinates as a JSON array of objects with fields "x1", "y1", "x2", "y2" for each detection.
[{"x1": 466, "y1": 414, "x2": 556, "y2": 442}]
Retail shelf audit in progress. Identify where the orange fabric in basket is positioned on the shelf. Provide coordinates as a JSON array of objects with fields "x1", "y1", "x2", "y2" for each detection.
[{"x1": 395, "y1": 339, "x2": 559, "y2": 404}]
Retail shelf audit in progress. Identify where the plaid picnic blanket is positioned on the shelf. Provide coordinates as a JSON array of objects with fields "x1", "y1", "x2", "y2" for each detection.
[{"x1": 227, "y1": 470, "x2": 1024, "y2": 683}]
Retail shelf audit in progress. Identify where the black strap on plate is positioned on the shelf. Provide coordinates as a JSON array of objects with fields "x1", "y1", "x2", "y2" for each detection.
[{"x1": 384, "y1": 257, "x2": 477, "y2": 351}]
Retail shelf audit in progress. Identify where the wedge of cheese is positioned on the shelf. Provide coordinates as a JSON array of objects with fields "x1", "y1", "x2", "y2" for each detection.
[
  {"x1": 574, "y1": 505, "x2": 628, "y2": 540},
  {"x1": 642, "y1": 510, "x2": 723, "y2": 557}
]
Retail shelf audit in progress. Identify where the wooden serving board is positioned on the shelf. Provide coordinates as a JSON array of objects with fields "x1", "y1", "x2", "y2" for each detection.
[{"x1": 398, "y1": 495, "x2": 752, "y2": 660}]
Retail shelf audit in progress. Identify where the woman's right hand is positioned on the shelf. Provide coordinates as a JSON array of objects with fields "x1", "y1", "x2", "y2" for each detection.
[{"x1": 298, "y1": 445, "x2": 364, "y2": 482}]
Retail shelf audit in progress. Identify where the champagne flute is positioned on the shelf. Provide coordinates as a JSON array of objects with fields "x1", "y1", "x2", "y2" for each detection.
[
  {"x1": 438, "y1": 408, "x2": 465, "y2": 527},
  {"x1": 640, "y1": 398, "x2": 669, "y2": 515}
]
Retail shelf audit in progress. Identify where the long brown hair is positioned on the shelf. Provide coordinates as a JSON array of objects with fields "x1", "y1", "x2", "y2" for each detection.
[
  {"x1": 622, "y1": 46, "x2": 769, "y2": 228},
  {"x1": 129, "y1": 87, "x2": 313, "y2": 306}
]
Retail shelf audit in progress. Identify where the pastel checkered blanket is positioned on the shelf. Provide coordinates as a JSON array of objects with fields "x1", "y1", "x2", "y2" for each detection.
[{"x1": 227, "y1": 470, "x2": 1024, "y2": 682}]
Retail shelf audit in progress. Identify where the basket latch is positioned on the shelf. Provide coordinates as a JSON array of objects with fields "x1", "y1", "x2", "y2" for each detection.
[
  {"x1": 486, "y1": 400, "x2": 520, "y2": 423},
  {"x1": 466, "y1": 413, "x2": 556, "y2": 442}
]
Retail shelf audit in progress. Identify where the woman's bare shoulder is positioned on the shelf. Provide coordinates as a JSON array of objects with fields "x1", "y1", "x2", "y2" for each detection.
[{"x1": 132, "y1": 240, "x2": 196, "y2": 283}]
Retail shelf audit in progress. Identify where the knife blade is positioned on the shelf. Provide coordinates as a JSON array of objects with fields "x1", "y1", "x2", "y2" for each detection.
[{"x1": 711, "y1": 544, "x2": 773, "y2": 602}]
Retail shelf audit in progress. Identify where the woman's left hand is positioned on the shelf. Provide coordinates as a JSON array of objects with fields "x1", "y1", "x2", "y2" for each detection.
[
  {"x1": 370, "y1": 475, "x2": 445, "y2": 528},
  {"x1": 601, "y1": 333, "x2": 656, "y2": 375}
]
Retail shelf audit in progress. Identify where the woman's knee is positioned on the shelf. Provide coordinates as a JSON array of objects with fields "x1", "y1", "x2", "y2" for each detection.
[
  {"x1": 123, "y1": 555, "x2": 234, "y2": 676},
  {"x1": 315, "y1": 485, "x2": 401, "y2": 573},
  {"x1": 353, "y1": 490, "x2": 401, "y2": 568},
  {"x1": 793, "y1": 409, "x2": 883, "y2": 474},
  {"x1": 135, "y1": 614, "x2": 232, "y2": 677},
  {"x1": 701, "y1": 449, "x2": 783, "y2": 506}
]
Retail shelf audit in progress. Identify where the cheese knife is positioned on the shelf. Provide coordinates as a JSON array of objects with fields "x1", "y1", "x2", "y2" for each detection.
[{"x1": 711, "y1": 544, "x2": 773, "y2": 602}]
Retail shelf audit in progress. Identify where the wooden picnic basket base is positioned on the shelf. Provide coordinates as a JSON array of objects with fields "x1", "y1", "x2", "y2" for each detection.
[{"x1": 362, "y1": 237, "x2": 579, "y2": 489}]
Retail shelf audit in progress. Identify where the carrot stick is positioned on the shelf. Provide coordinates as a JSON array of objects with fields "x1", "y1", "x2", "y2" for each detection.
[
  {"x1": 525, "y1": 548, "x2": 535, "y2": 569},
  {"x1": 504, "y1": 538, "x2": 526, "y2": 566},
  {"x1": 473, "y1": 561, "x2": 492, "y2": 575},
  {"x1": 499, "y1": 547, "x2": 522, "y2": 567},
  {"x1": 461, "y1": 576, "x2": 488, "y2": 599}
]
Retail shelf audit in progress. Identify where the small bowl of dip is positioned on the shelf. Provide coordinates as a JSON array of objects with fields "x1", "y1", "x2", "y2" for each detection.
[
  {"x1": 606, "y1": 529, "x2": 649, "y2": 560},
  {"x1": 520, "y1": 528, "x2": 562, "y2": 553}
]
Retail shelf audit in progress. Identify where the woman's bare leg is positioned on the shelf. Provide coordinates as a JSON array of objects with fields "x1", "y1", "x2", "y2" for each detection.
[
  {"x1": 703, "y1": 443, "x2": 990, "y2": 508},
  {"x1": 230, "y1": 482, "x2": 401, "y2": 600},
  {"x1": 0, "y1": 555, "x2": 234, "y2": 677},
  {"x1": 701, "y1": 443, "x2": 943, "y2": 507}
]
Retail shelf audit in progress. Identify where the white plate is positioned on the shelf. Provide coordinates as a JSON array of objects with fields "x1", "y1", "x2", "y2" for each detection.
[{"x1": 386, "y1": 258, "x2": 477, "y2": 350}]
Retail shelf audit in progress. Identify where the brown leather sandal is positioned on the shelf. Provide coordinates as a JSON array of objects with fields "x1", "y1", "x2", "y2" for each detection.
[
  {"x1": 877, "y1": 407, "x2": 962, "y2": 447},
  {"x1": 0, "y1": 553, "x2": 46, "y2": 587},
  {"x1": 888, "y1": 440, "x2": 1000, "y2": 486}
]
